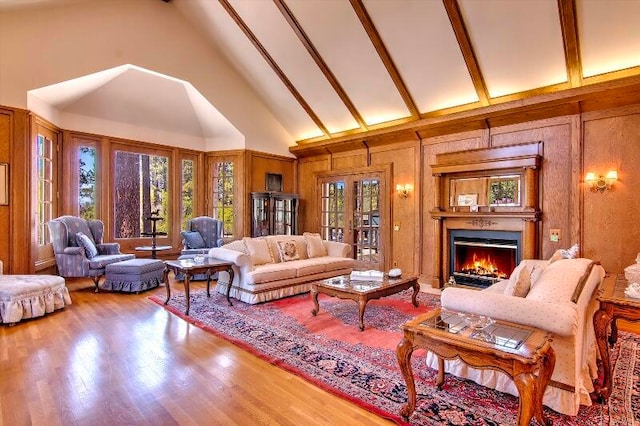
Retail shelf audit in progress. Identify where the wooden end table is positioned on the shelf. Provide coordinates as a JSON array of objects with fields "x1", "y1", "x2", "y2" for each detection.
[
  {"x1": 396, "y1": 309, "x2": 555, "y2": 426},
  {"x1": 164, "y1": 257, "x2": 234, "y2": 315},
  {"x1": 593, "y1": 274, "x2": 640, "y2": 400},
  {"x1": 310, "y1": 274, "x2": 419, "y2": 331}
]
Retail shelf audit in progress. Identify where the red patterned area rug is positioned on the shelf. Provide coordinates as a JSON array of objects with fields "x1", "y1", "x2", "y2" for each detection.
[{"x1": 149, "y1": 290, "x2": 638, "y2": 425}]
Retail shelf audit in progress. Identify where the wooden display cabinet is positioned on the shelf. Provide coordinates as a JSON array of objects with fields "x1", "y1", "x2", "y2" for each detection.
[{"x1": 251, "y1": 192, "x2": 299, "y2": 237}]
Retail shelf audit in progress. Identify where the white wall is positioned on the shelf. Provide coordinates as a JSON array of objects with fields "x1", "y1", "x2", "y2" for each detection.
[{"x1": 0, "y1": 0, "x2": 295, "y2": 156}]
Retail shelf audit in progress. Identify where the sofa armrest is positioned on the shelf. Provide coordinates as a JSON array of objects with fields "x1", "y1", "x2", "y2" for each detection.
[
  {"x1": 208, "y1": 247, "x2": 252, "y2": 268},
  {"x1": 324, "y1": 240, "x2": 350, "y2": 258},
  {"x1": 96, "y1": 243, "x2": 121, "y2": 255},
  {"x1": 63, "y1": 247, "x2": 85, "y2": 256},
  {"x1": 441, "y1": 287, "x2": 578, "y2": 337}
]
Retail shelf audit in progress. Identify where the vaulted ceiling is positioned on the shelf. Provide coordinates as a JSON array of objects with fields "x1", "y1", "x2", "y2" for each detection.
[{"x1": 174, "y1": 0, "x2": 640, "y2": 148}]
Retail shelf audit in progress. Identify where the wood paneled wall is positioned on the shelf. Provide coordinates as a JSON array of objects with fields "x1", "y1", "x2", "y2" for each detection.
[{"x1": 582, "y1": 105, "x2": 640, "y2": 272}]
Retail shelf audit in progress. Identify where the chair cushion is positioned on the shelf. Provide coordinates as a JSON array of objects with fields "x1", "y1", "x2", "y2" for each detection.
[
  {"x1": 76, "y1": 232, "x2": 98, "y2": 258},
  {"x1": 105, "y1": 259, "x2": 164, "y2": 274},
  {"x1": 182, "y1": 231, "x2": 207, "y2": 249}
]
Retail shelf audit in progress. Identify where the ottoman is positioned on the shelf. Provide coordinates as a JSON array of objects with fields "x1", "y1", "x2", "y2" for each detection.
[
  {"x1": 102, "y1": 259, "x2": 164, "y2": 293},
  {"x1": 0, "y1": 275, "x2": 72, "y2": 325}
]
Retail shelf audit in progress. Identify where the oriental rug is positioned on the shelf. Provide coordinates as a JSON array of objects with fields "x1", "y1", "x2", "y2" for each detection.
[{"x1": 150, "y1": 290, "x2": 639, "y2": 425}]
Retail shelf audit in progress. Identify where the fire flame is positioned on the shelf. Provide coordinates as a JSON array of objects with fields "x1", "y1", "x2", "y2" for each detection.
[{"x1": 459, "y1": 253, "x2": 507, "y2": 279}]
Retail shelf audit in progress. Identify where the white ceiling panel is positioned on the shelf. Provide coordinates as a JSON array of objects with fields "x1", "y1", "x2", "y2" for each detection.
[
  {"x1": 286, "y1": 0, "x2": 409, "y2": 125},
  {"x1": 176, "y1": 0, "x2": 323, "y2": 141},
  {"x1": 578, "y1": 0, "x2": 640, "y2": 78},
  {"x1": 459, "y1": 0, "x2": 567, "y2": 98},
  {"x1": 229, "y1": 0, "x2": 359, "y2": 134},
  {"x1": 365, "y1": 0, "x2": 478, "y2": 112}
]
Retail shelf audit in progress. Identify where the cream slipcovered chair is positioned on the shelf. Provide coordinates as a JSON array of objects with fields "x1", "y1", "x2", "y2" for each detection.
[{"x1": 428, "y1": 257, "x2": 605, "y2": 416}]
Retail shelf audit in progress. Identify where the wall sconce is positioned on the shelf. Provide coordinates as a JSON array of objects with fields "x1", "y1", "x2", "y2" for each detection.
[
  {"x1": 584, "y1": 170, "x2": 618, "y2": 193},
  {"x1": 396, "y1": 183, "x2": 412, "y2": 198}
]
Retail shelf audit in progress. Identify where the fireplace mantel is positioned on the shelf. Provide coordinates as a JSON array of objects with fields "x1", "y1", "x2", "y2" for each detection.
[{"x1": 429, "y1": 142, "x2": 543, "y2": 287}]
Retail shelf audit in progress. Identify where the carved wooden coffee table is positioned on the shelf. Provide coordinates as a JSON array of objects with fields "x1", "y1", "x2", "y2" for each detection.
[
  {"x1": 593, "y1": 274, "x2": 640, "y2": 400},
  {"x1": 164, "y1": 257, "x2": 234, "y2": 315},
  {"x1": 310, "y1": 274, "x2": 419, "y2": 331},
  {"x1": 396, "y1": 309, "x2": 555, "y2": 426}
]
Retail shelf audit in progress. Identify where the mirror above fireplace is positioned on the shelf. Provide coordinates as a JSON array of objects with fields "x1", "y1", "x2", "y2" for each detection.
[{"x1": 449, "y1": 174, "x2": 521, "y2": 207}]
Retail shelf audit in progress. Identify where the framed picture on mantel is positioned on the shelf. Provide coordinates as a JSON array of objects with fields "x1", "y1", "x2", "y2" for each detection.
[
  {"x1": 266, "y1": 173, "x2": 283, "y2": 192},
  {"x1": 0, "y1": 163, "x2": 7, "y2": 205}
]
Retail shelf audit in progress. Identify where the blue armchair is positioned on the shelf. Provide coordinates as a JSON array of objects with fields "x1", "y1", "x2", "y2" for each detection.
[
  {"x1": 48, "y1": 216, "x2": 134, "y2": 289},
  {"x1": 181, "y1": 216, "x2": 224, "y2": 255}
]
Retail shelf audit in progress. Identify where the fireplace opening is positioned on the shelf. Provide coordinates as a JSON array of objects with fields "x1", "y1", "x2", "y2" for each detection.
[{"x1": 449, "y1": 230, "x2": 521, "y2": 288}]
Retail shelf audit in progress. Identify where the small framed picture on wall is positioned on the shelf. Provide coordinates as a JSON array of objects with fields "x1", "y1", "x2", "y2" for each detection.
[{"x1": 266, "y1": 173, "x2": 283, "y2": 192}]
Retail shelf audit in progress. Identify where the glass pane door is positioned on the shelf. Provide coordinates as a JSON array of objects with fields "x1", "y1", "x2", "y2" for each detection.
[
  {"x1": 320, "y1": 181, "x2": 346, "y2": 243},
  {"x1": 352, "y1": 178, "x2": 380, "y2": 266}
]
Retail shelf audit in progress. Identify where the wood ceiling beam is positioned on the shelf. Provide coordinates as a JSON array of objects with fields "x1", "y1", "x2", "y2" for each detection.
[
  {"x1": 217, "y1": 0, "x2": 330, "y2": 137},
  {"x1": 443, "y1": 0, "x2": 490, "y2": 107},
  {"x1": 350, "y1": 0, "x2": 420, "y2": 120},
  {"x1": 558, "y1": 0, "x2": 582, "y2": 87},
  {"x1": 274, "y1": 0, "x2": 368, "y2": 131}
]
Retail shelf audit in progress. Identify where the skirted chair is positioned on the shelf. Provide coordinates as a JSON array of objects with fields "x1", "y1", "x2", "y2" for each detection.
[
  {"x1": 48, "y1": 216, "x2": 134, "y2": 289},
  {"x1": 177, "y1": 216, "x2": 225, "y2": 281}
]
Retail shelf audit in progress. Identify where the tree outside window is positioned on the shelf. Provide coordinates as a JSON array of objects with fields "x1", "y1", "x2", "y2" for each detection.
[
  {"x1": 212, "y1": 161, "x2": 234, "y2": 239},
  {"x1": 181, "y1": 159, "x2": 194, "y2": 230},
  {"x1": 79, "y1": 147, "x2": 96, "y2": 220},
  {"x1": 114, "y1": 151, "x2": 169, "y2": 238}
]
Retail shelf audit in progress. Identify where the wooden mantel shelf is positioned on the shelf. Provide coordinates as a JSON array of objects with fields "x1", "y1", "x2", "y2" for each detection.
[{"x1": 430, "y1": 210, "x2": 542, "y2": 221}]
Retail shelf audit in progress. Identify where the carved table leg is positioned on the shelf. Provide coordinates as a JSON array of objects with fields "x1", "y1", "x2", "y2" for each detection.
[
  {"x1": 513, "y1": 372, "x2": 536, "y2": 426},
  {"x1": 310, "y1": 286, "x2": 320, "y2": 316},
  {"x1": 225, "y1": 267, "x2": 234, "y2": 306},
  {"x1": 358, "y1": 297, "x2": 367, "y2": 331},
  {"x1": 534, "y1": 347, "x2": 555, "y2": 425},
  {"x1": 206, "y1": 269, "x2": 212, "y2": 297},
  {"x1": 594, "y1": 307, "x2": 614, "y2": 400},
  {"x1": 436, "y1": 356, "x2": 445, "y2": 390},
  {"x1": 163, "y1": 266, "x2": 171, "y2": 305},
  {"x1": 183, "y1": 273, "x2": 191, "y2": 315},
  {"x1": 396, "y1": 337, "x2": 416, "y2": 421},
  {"x1": 411, "y1": 280, "x2": 419, "y2": 308}
]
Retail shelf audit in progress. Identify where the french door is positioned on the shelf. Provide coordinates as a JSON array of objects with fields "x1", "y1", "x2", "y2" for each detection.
[{"x1": 317, "y1": 170, "x2": 388, "y2": 271}]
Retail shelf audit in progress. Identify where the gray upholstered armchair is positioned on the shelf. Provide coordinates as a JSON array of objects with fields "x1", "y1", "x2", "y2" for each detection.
[
  {"x1": 48, "y1": 216, "x2": 134, "y2": 289},
  {"x1": 181, "y1": 216, "x2": 224, "y2": 255}
]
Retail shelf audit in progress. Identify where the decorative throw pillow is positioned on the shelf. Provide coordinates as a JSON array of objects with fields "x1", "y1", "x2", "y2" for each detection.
[
  {"x1": 181, "y1": 231, "x2": 206, "y2": 249},
  {"x1": 276, "y1": 240, "x2": 300, "y2": 262},
  {"x1": 549, "y1": 243, "x2": 579, "y2": 264},
  {"x1": 76, "y1": 231, "x2": 98, "y2": 258},
  {"x1": 303, "y1": 232, "x2": 327, "y2": 258},
  {"x1": 504, "y1": 263, "x2": 532, "y2": 298},
  {"x1": 243, "y1": 237, "x2": 273, "y2": 265}
]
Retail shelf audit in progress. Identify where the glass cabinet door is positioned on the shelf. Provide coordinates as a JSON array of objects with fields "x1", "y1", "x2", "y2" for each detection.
[
  {"x1": 251, "y1": 192, "x2": 298, "y2": 236},
  {"x1": 252, "y1": 195, "x2": 269, "y2": 237}
]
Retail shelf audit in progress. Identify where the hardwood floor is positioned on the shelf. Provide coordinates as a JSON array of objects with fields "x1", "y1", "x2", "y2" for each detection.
[{"x1": 0, "y1": 278, "x2": 394, "y2": 426}]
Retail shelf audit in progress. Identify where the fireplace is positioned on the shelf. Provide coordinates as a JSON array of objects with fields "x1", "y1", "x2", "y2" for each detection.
[{"x1": 449, "y1": 229, "x2": 521, "y2": 288}]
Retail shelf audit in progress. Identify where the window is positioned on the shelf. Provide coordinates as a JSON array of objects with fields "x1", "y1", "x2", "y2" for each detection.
[
  {"x1": 181, "y1": 159, "x2": 195, "y2": 230},
  {"x1": 79, "y1": 146, "x2": 97, "y2": 220},
  {"x1": 113, "y1": 151, "x2": 169, "y2": 238},
  {"x1": 212, "y1": 161, "x2": 234, "y2": 239},
  {"x1": 36, "y1": 132, "x2": 56, "y2": 246}
]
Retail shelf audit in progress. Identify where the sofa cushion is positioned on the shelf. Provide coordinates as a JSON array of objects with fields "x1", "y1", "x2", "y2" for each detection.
[
  {"x1": 304, "y1": 232, "x2": 327, "y2": 258},
  {"x1": 181, "y1": 231, "x2": 206, "y2": 249},
  {"x1": 276, "y1": 240, "x2": 300, "y2": 262},
  {"x1": 549, "y1": 243, "x2": 579, "y2": 264},
  {"x1": 322, "y1": 257, "x2": 353, "y2": 272},
  {"x1": 265, "y1": 236, "x2": 308, "y2": 261},
  {"x1": 291, "y1": 258, "x2": 328, "y2": 277},
  {"x1": 76, "y1": 232, "x2": 98, "y2": 258},
  {"x1": 527, "y1": 258, "x2": 593, "y2": 303},
  {"x1": 243, "y1": 237, "x2": 273, "y2": 265},
  {"x1": 222, "y1": 239, "x2": 248, "y2": 254},
  {"x1": 247, "y1": 263, "x2": 297, "y2": 284}
]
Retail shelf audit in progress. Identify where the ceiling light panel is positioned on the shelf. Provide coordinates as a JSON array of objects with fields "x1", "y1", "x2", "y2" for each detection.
[
  {"x1": 458, "y1": 0, "x2": 567, "y2": 98},
  {"x1": 364, "y1": 0, "x2": 478, "y2": 113},
  {"x1": 180, "y1": 0, "x2": 323, "y2": 141},
  {"x1": 285, "y1": 0, "x2": 410, "y2": 126},
  {"x1": 229, "y1": 0, "x2": 359, "y2": 134},
  {"x1": 578, "y1": 0, "x2": 640, "y2": 78}
]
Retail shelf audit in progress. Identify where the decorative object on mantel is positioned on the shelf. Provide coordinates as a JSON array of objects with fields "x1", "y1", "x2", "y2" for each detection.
[{"x1": 624, "y1": 253, "x2": 640, "y2": 284}]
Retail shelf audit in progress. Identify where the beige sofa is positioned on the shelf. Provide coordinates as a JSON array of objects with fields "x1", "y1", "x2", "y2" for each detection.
[
  {"x1": 208, "y1": 234, "x2": 353, "y2": 304},
  {"x1": 427, "y1": 257, "x2": 605, "y2": 416}
]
